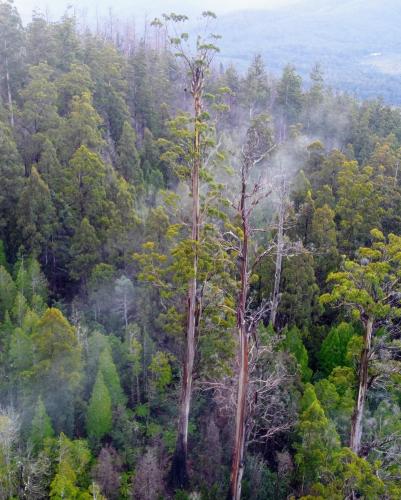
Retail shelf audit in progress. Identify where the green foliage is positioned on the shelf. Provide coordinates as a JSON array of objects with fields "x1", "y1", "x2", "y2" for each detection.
[
  {"x1": 98, "y1": 347, "x2": 126, "y2": 407},
  {"x1": 69, "y1": 217, "x2": 100, "y2": 283},
  {"x1": 336, "y1": 162, "x2": 384, "y2": 253},
  {"x1": 149, "y1": 351, "x2": 173, "y2": 394},
  {"x1": 276, "y1": 64, "x2": 303, "y2": 125},
  {"x1": 0, "y1": 240, "x2": 6, "y2": 268},
  {"x1": 0, "y1": 121, "x2": 24, "y2": 243},
  {"x1": 0, "y1": 265, "x2": 16, "y2": 320},
  {"x1": 116, "y1": 121, "x2": 143, "y2": 186},
  {"x1": 281, "y1": 326, "x2": 312, "y2": 382},
  {"x1": 61, "y1": 91, "x2": 104, "y2": 159},
  {"x1": 2, "y1": 4, "x2": 401, "y2": 496},
  {"x1": 304, "y1": 448, "x2": 385, "y2": 499},
  {"x1": 16, "y1": 167, "x2": 56, "y2": 256},
  {"x1": 86, "y1": 370, "x2": 112, "y2": 441},
  {"x1": 279, "y1": 251, "x2": 322, "y2": 328},
  {"x1": 295, "y1": 384, "x2": 341, "y2": 484},
  {"x1": 63, "y1": 146, "x2": 109, "y2": 230},
  {"x1": 320, "y1": 230, "x2": 401, "y2": 320},
  {"x1": 31, "y1": 308, "x2": 82, "y2": 433},
  {"x1": 30, "y1": 396, "x2": 55, "y2": 453},
  {"x1": 318, "y1": 323, "x2": 355, "y2": 376},
  {"x1": 50, "y1": 434, "x2": 93, "y2": 499}
]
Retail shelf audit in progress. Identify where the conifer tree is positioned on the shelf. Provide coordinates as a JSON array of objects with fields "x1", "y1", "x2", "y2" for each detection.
[
  {"x1": 116, "y1": 121, "x2": 143, "y2": 186},
  {"x1": 30, "y1": 396, "x2": 55, "y2": 453},
  {"x1": 61, "y1": 91, "x2": 104, "y2": 160},
  {"x1": 0, "y1": 265, "x2": 16, "y2": 319},
  {"x1": 318, "y1": 323, "x2": 355, "y2": 376},
  {"x1": 16, "y1": 167, "x2": 56, "y2": 257},
  {"x1": 32, "y1": 308, "x2": 82, "y2": 433},
  {"x1": 0, "y1": 121, "x2": 24, "y2": 244},
  {"x1": 98, "y1": 348, "x2": 126, "y2": 408},
  {"x1": 69, "y1": 217, "x2": 100, "y2": 284},
  {"x1": 295, "y1": 383, "x2": 340, "y2": 486},
  {"x1": 87, "y1": 370, "x2": 112, "y2": 441}
]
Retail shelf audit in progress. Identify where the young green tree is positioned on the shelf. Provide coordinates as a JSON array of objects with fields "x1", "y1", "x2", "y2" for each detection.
[
  {"x1": 98, "y1": 347, "x2": 126, "y2": 408},
  {"x1": 241, "y1": 54, "x2": 270, "y2": 119},
  {"x1": 0, "y1": 121, "x2": 24, "y2": 246},
  {"x1": 60, "y1": 91, "x2": 104, "y2": 160},
  {"x1": 16, "y1": 167, "x2": 56, "y2": 257},
  {"x1": 310, "y1": 202, "x2": 339, "y2": 286},
  {"x1": 0, "y1": 265, "x2": 15, "y2": 320},
  {"x1": 20, "y1": 63, "x2": 60, "y2": 136},
  {"x1": 281, "y1": 326, "x2": 312, "y2": 382},
  {"x1": 63, "y1": 146, "x2": 110, "y2": 231},
  {"x1": 318, "y1": 323, "x2": 355, "y2": 376},
  {"x1": 276, "y1": 64, "x2": 303, "y2": 139},
  {"x1": 50, "y1": 433, "x2": 93, "y2": 499},
  {"x1": 336, "y1": 161, "x2": 384, "y2": 254},
  {"x1": 69, "y1": 217, "x2": 100, "y2": 285},
  {"x1": 115, "y1": 121, "x2": 143, "y2": 186},
  {"x1": 295, "y1": 383, "x2": 340, "y2": 488},
  {"x1": 56, "y1": 62, "x2": 93, "y2": 115},
  {"x1": 30, "y1": 396, "x2": 55, "y2": 453},
  {"x1": 86, "y1": 370, "x2": 112, "y2": 441},
  {"x1": 31, "y1": 308, "x2": 82, "y2": 433}
]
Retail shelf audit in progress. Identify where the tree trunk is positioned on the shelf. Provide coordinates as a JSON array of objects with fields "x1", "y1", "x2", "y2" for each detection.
[
  {"x1": 270, "y1": 190, "x2": 285, "y2": 328},
  {"x1": 4, "y1": 40, "x2": 14, "y2": 129},
  {"x1": 229, "y1": 165, "x2": 249, "y2": 500},
  {"x1": 170, "y1": 69, "x2": 203, "y2": 489},
  {"x1": 350, "y1": 316, "x2": 373, "y2": 455},
  {"x1": 229, "y1": 319, "x2": 249, "y2": 500}
]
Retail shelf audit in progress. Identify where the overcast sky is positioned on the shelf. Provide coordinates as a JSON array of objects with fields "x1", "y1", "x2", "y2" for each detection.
[{"x1": 14, "y1": 0, "x2": 300, "y2": 23}]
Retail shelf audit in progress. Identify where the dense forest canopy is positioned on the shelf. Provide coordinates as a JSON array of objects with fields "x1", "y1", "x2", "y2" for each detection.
[
  {"x1": 1, "y1": 1, "x2": 401, "y2": 498},
  {"x1": 15, "y1": 0, "x2": 401, "y2": 104}
]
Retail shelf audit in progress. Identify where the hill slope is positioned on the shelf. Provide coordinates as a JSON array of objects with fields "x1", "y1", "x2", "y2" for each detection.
[{"x1": 217, "y1": 0, "x2": 401, "y2": 102}]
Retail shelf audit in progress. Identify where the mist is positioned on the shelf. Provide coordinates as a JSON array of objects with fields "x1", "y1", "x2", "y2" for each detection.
[{"x1": 14, "y1": 0, "x2": 298, "y2": 22}]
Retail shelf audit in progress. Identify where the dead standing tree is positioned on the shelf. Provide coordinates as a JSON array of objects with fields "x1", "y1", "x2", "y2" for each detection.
[
  {"x1": 270, "y1": 173, "x2": 290, "y2": 329},
  {"x1": 152, "y1": 12, "x2": 221, "y2": 489},
  {"x1": 228, "y1": 115, "x2": 275, "y2": 500}
]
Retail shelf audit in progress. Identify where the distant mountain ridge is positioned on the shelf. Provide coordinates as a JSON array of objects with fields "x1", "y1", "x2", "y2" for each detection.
[{"x1": 216, "y1": 0, "x2": 401, "y2": 103}]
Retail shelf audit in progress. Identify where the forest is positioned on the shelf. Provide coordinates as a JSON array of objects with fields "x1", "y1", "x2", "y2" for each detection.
[{"x1": 1, "y1": 1, "x2": 401, "y2": 498}]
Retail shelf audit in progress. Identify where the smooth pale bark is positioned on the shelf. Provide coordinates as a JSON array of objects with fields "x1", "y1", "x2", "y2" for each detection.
[
  {"x1": 170, "y1": 68, "x2": 203, "y2": 489},
  {"x1": 229, "y1": 161, "x2": 250, "y2": 500},
  {"x1": 350, "y1": 316, "x2": 374, "y2": 455}
]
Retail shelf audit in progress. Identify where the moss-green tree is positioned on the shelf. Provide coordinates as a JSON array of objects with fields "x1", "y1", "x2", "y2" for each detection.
[
  {"x1": 30, "y1": 396, "x2": 55, "y2": 453},
  {"x1": 31, "y1": 308, "x2": 82, "y2": 433},
  {"x1": 86, "y1": 370, "x2": 112, "y2": 441},
  {"x1": 50, "y1": 433, "x2": 93, "y2": 499},
  {"x1": 318, "y1": 323, "x2": 355, "y2": 376},
  {"x1": 98, "y1": 347, "x2": 126, "y2": 408},
  {"x1": 116, "y1": 121, "x2": 143, "y2": 187},
  {"x1": 16, "y1": 167, "x2": 56, "y2": 257}
]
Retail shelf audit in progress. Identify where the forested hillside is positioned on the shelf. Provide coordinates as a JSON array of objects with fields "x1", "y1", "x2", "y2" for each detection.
[
  {"x1": 218, "y1": 0, "x2": 401, "y2": 103},
  {"x1": 1, "y1": 2, "x2": 401, "y2": 499}
]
